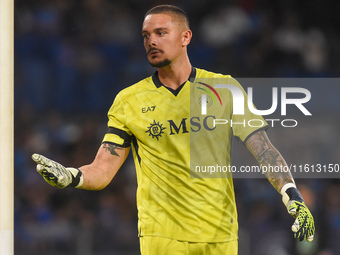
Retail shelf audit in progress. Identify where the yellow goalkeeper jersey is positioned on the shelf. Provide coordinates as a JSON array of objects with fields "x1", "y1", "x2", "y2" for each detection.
[{"x1": 102, "y1": 68, "x2": 268, "y2": 242}]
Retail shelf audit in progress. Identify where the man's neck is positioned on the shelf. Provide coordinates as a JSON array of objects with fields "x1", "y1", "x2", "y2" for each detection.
[{"x1": 157, "y1": 59, "x2": 192, "y2": 90}]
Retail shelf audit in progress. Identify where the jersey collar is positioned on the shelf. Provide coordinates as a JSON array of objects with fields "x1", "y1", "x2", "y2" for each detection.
[{"x1": 152, "y1": 67, "x2": 196, "y2": 96}]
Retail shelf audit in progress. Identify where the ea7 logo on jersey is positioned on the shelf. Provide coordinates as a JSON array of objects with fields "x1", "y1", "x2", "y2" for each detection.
[
  {"x1": 145, "y1": 120, "x2": 166, "y2": 140},
  {"x1": 142, "y1": 106, "x2": 156, "y2": 113}
]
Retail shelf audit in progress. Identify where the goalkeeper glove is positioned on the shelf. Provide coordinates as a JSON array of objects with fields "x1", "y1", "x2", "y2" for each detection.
[
  {"x1": 281, "y1": 183, "x2": 315, "y2": 242},
  {"x1": 32, "y1": 153, "x2": 83, "y2": 189}
]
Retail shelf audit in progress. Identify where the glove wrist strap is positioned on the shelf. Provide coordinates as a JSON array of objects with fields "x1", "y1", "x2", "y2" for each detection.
[
  {"x1": 75, "y1": 173, "x2": 84, "y2": 188},
  {"x1": 66, "y1": 167, "x2": 83, "y2": 188},
  {"x1": 281, "y1": 183, "x2": 296, "y2": 207}
]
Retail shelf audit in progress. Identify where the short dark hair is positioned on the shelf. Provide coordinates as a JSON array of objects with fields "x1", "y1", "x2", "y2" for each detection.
[{"x1": 144, "y1": 5, "x2": 190, "y2": 29}]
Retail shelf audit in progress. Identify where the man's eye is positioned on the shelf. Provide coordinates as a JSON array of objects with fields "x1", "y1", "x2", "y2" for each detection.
[{"x1": 143, "y1": 34, "x2": 149, "y2": 39}]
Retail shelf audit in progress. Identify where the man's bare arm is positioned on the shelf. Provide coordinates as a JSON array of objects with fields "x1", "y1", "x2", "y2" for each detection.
[
  {"x1": 245, "y1": 130, "x2": 294, "y2": 193},
  {"x1": 78, "y1": 143, "x2": 130, "y2": 190}
]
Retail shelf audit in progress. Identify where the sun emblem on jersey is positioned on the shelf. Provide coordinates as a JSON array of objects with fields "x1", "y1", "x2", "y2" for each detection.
[{"x1": 145, "y1": 120, "x2": 166, "y2": 140}]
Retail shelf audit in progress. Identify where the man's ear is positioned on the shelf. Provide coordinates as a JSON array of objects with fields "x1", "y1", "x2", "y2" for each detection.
[{"x1": 182, "y1": 30, "x2": 192, "y2": 46}]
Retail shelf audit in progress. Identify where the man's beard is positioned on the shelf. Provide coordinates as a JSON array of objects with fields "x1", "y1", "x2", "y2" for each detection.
[{"x1": 149, "y1": 58, "x2": 171, "y2": 68}]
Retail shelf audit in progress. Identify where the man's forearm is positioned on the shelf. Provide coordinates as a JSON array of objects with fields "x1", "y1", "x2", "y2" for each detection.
[
  {"x1": 78, "y1": 143, "x2": 129, "y2": 190},
  {"x1": 245, "y1": 130, "x2": 294, "y2": 193},
  {"x1": 245, "y1": 130, "x2": 315, "y2": 241}
]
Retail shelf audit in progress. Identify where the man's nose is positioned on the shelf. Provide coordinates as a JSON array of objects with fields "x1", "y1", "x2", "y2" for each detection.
[{"x1": 148, "y1": 34, "x2": 157, "y2": 47}]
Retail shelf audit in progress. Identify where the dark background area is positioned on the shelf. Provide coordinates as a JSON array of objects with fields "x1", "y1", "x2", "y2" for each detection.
[{"x1": 14, "y1": 0, "x2": 340, "y2": 254}]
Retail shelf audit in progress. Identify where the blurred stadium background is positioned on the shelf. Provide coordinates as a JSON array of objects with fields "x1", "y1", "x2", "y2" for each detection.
[{"x1": 14, "y1": 0, "x2": 340, "y2": 254}]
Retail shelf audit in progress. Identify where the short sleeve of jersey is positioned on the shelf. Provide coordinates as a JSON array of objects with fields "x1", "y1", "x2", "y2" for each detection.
[
  {"x1": 230, "y1": 77, "x2": 268, "y2": 143},
  {"x1": 102, "y1": 93, "x2": 133, "y2": 147}
]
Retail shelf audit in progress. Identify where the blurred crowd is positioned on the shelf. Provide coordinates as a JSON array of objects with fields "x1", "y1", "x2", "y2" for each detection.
[{"x1": 14, "y1": 0, "x2": 340, "y2": 254}]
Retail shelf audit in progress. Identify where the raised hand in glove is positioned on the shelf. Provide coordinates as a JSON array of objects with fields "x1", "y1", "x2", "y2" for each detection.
[
  {"x1": 281, "y1": 184, "x2": 315, "y2": 242},
  {"x1": 32, "y1": 153, "x2": 83, "y2": 188}
]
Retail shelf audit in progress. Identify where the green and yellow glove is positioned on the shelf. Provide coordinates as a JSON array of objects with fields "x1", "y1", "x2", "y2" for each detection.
[
  {"x1": 281, "y1": 183, "x2": 315, "y2": 242},
  {"x1": 32, "y1": 153, "x2": 83, "y2": 189}
]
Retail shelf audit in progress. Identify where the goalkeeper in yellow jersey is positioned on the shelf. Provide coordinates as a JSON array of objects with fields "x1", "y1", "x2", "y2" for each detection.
[{"x1": 32, "y1": 4, "x2": 315, "y2": 255}]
